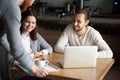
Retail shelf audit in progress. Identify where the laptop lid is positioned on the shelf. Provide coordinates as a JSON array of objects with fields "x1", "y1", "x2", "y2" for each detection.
[{"x1": 61, "y1": 46, "x2": 98, "y2": 68}]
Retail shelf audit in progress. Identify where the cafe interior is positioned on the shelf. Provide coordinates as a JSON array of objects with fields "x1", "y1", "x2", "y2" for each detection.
[
  {"x1": 33, "y1": 0, "x2": 120, "y2": 80},
  {"x1": 1, "y1": 0, "x2": 120, "y2": 80}
]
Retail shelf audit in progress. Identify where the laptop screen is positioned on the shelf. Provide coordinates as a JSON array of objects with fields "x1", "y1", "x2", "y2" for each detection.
[{"x1": 62, "y1": 46, "x2": 98, "y2": 68}]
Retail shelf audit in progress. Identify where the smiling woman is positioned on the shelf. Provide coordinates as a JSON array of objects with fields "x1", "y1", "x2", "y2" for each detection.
[{"x1": 19, "y1": 7, "x2": 53, "y2": 58}]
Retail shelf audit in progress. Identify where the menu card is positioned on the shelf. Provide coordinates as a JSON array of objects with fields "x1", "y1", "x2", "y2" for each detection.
[{"x1": 15, "y1": 62, "x2": 60, "y2": 75}]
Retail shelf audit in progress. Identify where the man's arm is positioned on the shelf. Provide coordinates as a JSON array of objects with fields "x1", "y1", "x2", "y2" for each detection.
[
  {"x1": 91, "y1": 30, "x2": 113, "y2": 58},
  {"x1": 54, "y1": 29, "x2": 69, "y2": 53},
  {"x1": 96, "y1": 40, "x2": 113, "y2": 58},
  {"x1": 3, "y1": 1, "x2": 34, "y2": 69}
]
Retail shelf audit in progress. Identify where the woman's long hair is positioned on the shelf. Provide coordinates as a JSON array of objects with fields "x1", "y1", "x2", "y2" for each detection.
[{"x1": 20, "y1": 7, "x2": 37, "y2": 40}]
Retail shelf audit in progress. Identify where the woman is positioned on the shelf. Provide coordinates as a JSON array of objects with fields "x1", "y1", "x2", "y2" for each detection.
[{"x1": 20, "y1": 8, "x2": 53, "y2": 59}]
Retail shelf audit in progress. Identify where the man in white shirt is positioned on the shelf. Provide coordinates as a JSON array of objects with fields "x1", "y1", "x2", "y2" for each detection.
[{"x1": 54, "y1": 9, "x2": 113, "y2": 58}]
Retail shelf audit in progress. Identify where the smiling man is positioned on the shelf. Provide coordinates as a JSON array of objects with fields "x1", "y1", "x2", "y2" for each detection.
[{"x1": 54, "y1": 9, "x2": 113, "y2": 58}]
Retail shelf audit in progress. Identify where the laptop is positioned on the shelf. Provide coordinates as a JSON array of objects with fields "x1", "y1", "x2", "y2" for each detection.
[{"x1": 59, "y1": 46, "x2": 98, "y2": 68}]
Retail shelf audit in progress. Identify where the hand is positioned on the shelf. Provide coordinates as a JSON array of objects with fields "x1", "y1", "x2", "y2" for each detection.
[
  {"x1": 33, "y1": 51, "x2": 43, "y2": 58},
  {"x1": 31, "y1": 65, "x2": 48, "y2": 77}
]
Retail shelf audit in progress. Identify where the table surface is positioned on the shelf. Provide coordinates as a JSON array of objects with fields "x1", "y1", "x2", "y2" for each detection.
[
  {"x1": 11, "y1": 52, "x2": 114, "y2": 80},
  {"x1": 46, "y1": 52, "x2": 114, "y2": 80}
]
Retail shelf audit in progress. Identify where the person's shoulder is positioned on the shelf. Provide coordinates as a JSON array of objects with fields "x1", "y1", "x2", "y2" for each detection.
[
  {"x1": 36, "y1": 33, "x2": 42, "y2": 38},
  {"x1": 87, "y1": 26, "x2": 101, "y2": 36},
  {"x1": 65, "y1": 24, "x2": 73, "y2": 31},
  {"x1": 88, "y1": 26, "x2": 99, "y2": 32},
  {"x1": 66, "y1": 24, "x2": 72, "y2": 27}
]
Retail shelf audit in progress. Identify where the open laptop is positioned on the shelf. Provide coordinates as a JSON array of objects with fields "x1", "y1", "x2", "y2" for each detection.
[{"x1": 59, "y1": 46, "x2": 98, "y2": 68}]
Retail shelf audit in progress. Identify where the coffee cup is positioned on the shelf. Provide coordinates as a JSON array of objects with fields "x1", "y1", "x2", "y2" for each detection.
[
  {"x1": 35, "y1": 59, "x2": 49, "y2": 68},
  {"x1": 29, "y1": 53, "x2": 34, "y2": 60}
]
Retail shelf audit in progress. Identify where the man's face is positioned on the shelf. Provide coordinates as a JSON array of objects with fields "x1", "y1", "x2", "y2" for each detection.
[
  {"x1": 73, "y1": 13, "x2": 89, "y2": 32},
  {"x1": 21, "y1": 0, "x2": 35, "y2": 12}
]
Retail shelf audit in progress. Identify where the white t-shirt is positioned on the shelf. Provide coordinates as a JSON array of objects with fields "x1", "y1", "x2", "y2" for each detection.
[{"x1": 21, "y1": 35, "x2": 32, "y2": 55}]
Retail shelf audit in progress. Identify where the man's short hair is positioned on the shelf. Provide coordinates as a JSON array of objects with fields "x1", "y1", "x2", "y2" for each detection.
[{"x1": 76, "y1": 9, "x2": 90, "y2": 21}]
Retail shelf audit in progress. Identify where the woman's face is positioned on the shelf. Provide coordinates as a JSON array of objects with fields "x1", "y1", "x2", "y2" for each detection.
[{"x1": 22, "y1": 16, "x2": 36, "y2": 33}]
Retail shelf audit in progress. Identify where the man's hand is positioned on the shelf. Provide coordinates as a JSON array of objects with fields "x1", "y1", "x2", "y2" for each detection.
[{"x1": 31, "y1": 65, "x2": 48, "y2": 77}]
